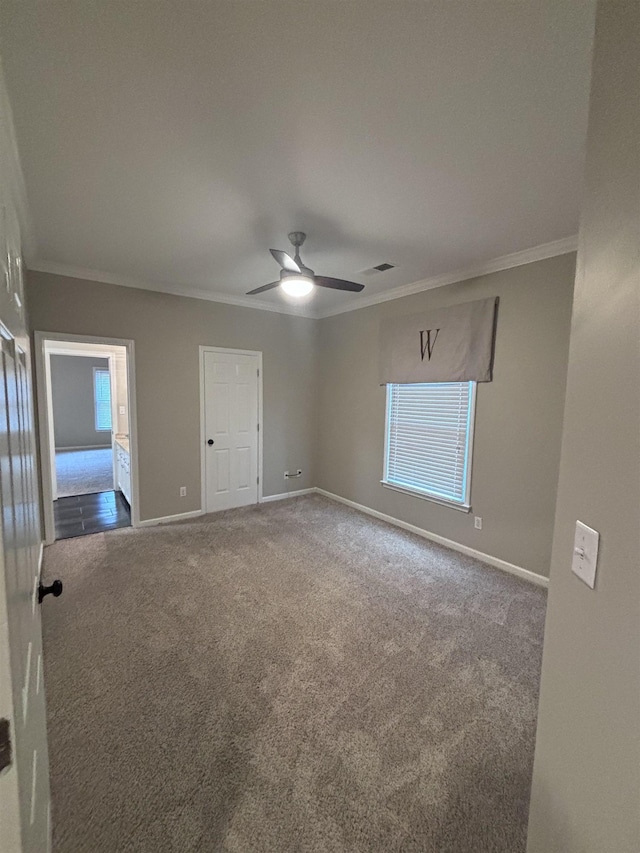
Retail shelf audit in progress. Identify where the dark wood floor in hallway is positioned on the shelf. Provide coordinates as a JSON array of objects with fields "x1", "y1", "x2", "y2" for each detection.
[{"x1": 53, "y1": 490, "x2": 130, "y2": 540}]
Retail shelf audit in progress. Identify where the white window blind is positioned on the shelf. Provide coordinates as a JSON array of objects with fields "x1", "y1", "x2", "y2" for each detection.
[
  {"x1": 94, "y1": 368, "x2": 112, "y2": 431},
  {"x1": 384, "y1": 381, "x2": 476, "y2": 507}
]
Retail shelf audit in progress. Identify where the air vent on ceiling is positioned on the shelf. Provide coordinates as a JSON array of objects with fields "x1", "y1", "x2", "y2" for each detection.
[{"x1": 362, "y1": 262, "x2": 396, "y2": 275}]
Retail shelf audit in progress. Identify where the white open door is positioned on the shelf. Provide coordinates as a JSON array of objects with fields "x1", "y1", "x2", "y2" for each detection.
[
  {"x1": 0, "y1": 328, "x2": 52, "y2": 853},
  {"x1": 201, "y1": 348, "x2": 261, "y2": 513}
]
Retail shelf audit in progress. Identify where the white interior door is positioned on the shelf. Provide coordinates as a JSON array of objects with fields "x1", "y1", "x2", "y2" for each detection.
[
  {"x1": 0, "y1": 331, "x2": 51, "y2": 852},
  {"x1": 203, "y1": 350, "x2": 259, "y2": 513}
]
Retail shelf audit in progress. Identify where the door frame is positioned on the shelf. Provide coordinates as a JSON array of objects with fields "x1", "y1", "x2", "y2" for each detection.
[
  {"x1": 33, "y1": 331, "x2": 141, "y2": 543},
  {"x1": 199, "y1": 346, "x2": 263, "y2": 514}
]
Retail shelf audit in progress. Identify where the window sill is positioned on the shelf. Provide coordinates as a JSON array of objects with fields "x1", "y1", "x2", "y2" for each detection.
[{"x1": 380, "y1": 481, "x2": 471, "y2": 513}]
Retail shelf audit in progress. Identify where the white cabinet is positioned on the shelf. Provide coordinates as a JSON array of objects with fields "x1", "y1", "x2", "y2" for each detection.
[{"x1": 116, "y1": 442, "x2": 131, "y2": 505}]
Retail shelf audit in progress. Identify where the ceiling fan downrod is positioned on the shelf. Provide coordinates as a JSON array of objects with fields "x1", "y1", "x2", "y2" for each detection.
[{"x1": 288, "y1": 231, "x2": 307, "y2": 265}]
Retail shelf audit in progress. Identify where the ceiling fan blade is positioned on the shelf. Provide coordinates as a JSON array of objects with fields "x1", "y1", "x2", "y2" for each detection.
[
  {"x1": 314, "y1": 276, "x2": 365, "y2": 293},
  {"x1": 270, "y1": 249, "x2": 301, "y2": 273},
  {"x1": 246, "y1": 281, "x2": 280, "y2": 295}
]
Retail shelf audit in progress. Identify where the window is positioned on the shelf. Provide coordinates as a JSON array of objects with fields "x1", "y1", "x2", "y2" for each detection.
[
  {"x1": 383, "y1": 381, "x2": 476, "y2": 509},
  {"x1": 94, "y1": 368, "x2": 112, "y2": 431}
]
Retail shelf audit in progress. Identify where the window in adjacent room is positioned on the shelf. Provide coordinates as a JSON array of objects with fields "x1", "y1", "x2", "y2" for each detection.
[
  {"x1": 94, "y1": 367, "x2": 112, "y2": 432},
  {"x1": 383, "y1": 381, "x2": 476, "y2": 509}
]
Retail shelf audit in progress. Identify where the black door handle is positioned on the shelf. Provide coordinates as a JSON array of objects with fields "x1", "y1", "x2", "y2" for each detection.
[
  {"x1": 38, "y1": 579, "x2": 63, "y2": 604},
  {"x1": 207, "y1": 439, "x2": 214, "y2": 446}
]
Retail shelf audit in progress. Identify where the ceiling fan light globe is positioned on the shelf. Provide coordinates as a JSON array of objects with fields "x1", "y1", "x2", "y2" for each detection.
[{"x1": 280, "y1": 276, "x2": 314, "y2": 297}]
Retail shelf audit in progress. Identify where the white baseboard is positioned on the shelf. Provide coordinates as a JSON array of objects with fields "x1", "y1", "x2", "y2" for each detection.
[
  {"x1": 315, "y1": 488, "x2": 549, "y2": 588},
  {"x1": 138, "y1": 489, "x2": 315, "y2": 526},
  {"x1": 137, "y1": 509, "x2": 203, "y2": 528},
  {"x1": 260, "y1": 488, "x2": 316, "y2": 504}
]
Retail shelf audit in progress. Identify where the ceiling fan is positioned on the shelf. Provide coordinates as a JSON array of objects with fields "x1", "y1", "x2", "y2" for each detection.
[{"x1": 246, "y1": 232, "x2": 365, "y2": 298}]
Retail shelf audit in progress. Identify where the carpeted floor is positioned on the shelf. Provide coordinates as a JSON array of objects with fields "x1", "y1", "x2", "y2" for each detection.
[
  {"x1": 55, "y1": 448, "x2": 114, "y2": 497},
  {"x1": 41, "y1": 494, "x2": 546, "y2": 853}
]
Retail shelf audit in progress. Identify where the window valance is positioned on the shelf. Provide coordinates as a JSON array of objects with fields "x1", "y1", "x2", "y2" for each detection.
[{"x1": 379, "y1": 296, "x2": 498, "y2": 384}]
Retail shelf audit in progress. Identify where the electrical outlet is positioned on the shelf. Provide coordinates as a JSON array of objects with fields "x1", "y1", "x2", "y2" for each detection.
[
  {"x1": 474, "y1": 516, "x2": 482, "y2": 530},
  {"x1": 119, "y1": 405, "x2": 126, "y2": 415},
  {"x1": 180, "y1": 486, "x2": 187, "y2": 497}
]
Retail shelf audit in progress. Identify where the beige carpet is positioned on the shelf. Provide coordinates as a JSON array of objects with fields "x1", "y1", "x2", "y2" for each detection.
[
  {"x1": 55, "y1": 448, "x2": 114, "y2": 497},
  {"x1": 41, "y1": 494, "x2": 546, "y2": 852}
]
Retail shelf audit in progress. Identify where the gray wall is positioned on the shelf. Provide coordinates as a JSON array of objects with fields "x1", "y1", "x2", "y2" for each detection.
[
  {"x1": 50, "y1": 354, "x2": 111, "y2": 449},
  {"x1": 27, "y1": 273, "x2": 318, "y2": 521},
  {"x1": 316, "y1": 253, "x2": 576, "y2": 578},
  {"x1": 527, "y1": 2, "x2": 640, "y2": 851}
]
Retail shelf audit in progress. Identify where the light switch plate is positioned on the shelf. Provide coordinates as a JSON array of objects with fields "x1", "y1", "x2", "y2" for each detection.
[{"x1": 571, "y1": 520, "x2": 599, "y2": 589}]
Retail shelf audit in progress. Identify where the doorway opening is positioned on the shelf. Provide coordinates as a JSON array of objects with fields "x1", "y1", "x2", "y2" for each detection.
[{"x1": 34, "y1": 333, "x2": 139, "y2": 542}]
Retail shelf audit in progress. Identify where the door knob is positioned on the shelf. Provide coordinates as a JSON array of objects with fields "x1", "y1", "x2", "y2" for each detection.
[
  {"x1": 207, "y1": 439, "x2": 214, "y2": 446},
  {"x1": 38, "y1": 580, "x2": 63, "y2": 604}
]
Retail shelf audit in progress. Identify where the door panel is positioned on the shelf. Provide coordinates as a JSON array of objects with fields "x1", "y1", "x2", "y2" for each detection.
[
  {"x1": 204, "y1": 351, "x2": 259, "y2": 513},
  {"x1": 0, "y1": 330, "x2": 51, "y2": 853},
  {"x1": 214, "y1": 448, "x2": 230, "y2": 494}
]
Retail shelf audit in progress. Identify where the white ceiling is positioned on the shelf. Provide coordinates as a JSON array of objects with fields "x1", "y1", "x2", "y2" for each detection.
[{"x1": 0, "y1": 1, "x2": 595, "y2": 317}]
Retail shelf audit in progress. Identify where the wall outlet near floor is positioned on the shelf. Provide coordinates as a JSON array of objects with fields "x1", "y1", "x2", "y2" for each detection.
[
  {"x1": 179, "y1": 486, "x2": 187, "y2": 497},
  {"x1": 474, "y1": 516, "x2": 483, "y2": 530}
]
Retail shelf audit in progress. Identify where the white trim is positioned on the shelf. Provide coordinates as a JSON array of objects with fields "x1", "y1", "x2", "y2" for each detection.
[
  {"x1": 34, "y1": 331, "x2": 141, "y2": 543},
  {"x1": 44, "y1": 343, "x2": 117, "y2": 359},
  {"x1": 37, "y1": 542, "x2": 44, "y2": 575},
  {"x1": 199, "y1": 346, "x2": 263, "y2": 514},
  {"x1": 316, "y1": 236, "x2": 578, "y2": 319},
  {"x1": 28, "y1": 235, "x2": 576, "y2": 321},
  {"x1": 28, "y1": 260, "x2": 316, "y2": 319},
  {"x1": 260, "y1": 488, "x2": 315, "y2": 503},
  {"x1": 138, "y1": 509, "x2": 203, "y2": 527},
  {"x1": 315, "y1": 488, "x2": 549, "y2": 588},
  {"x1": 380, "y1": 481, "x2": 471, "y2": 512}
]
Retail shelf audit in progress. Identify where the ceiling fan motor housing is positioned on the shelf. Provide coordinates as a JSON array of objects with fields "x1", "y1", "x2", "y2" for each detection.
[{"x1": 288, "y1": 231, "x2": 306, "y2": 249}]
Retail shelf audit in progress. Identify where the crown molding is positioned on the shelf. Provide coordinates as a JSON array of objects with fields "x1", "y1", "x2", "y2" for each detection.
[
  {"x1": 316, "y1": 235, "x2": 579, "y2": 319},
  {"x1": 28, "y1": 234, "x2": 578, "y2": 323},
  {"x1": 27, "y1": 260, "x2": 317, "y2": 319}
]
